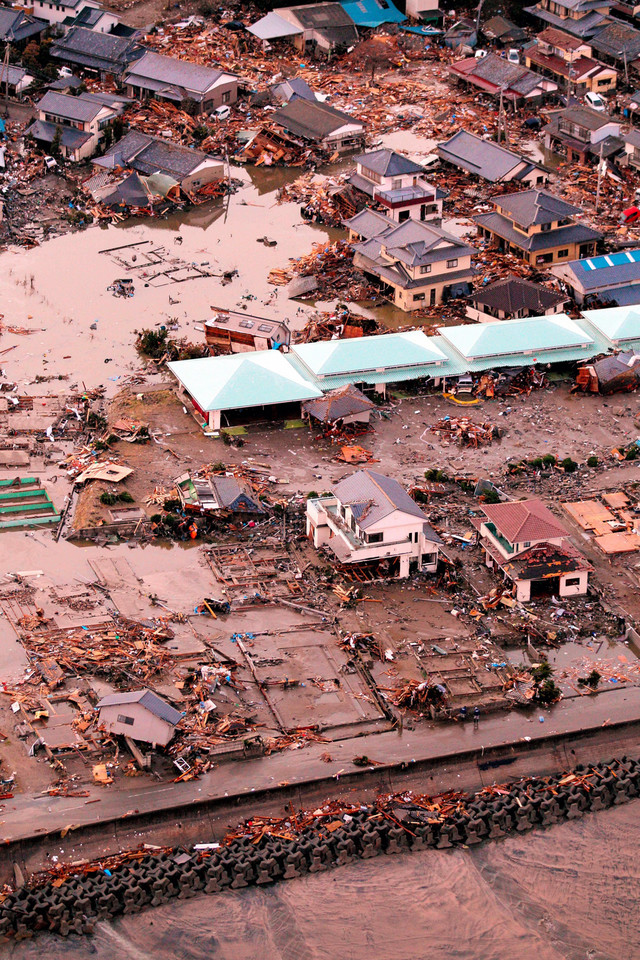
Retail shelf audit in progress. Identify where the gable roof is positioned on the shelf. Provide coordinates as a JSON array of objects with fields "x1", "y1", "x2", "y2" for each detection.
[
  {"x1": 125, "y1": 51, "x2": 236, "y2": 96},
  {"x1": 438, "y1": 129, "x2": 541, "y2": 182},
  {"x1": 272, "y1": 97, "x2": 363, "y2": 139},
  {"x1": 452, "y1": 53, "x2": 547, "y2": 97},
  {"x1": 536, "y1": 26, "x2": 586, "y2": 51},
  {"x1": 283, "y1": 1, "x2": 358, "y2": 41},
  {"x1": 167, "y1": 351, "x2": 322, "y2": 412},
  {"x1": 248, "y1": 11, "x2": 303, "y2": 39},
  {"x1": 302, "y1": 384, "x2": 374, "y2": 421},
  {"x1": 332, "y1": 469, "x2": 431, "y2": 530},
  {"x1": 37, "y1": 90, "x2": 105, "y2": 122},
  {"x1": 590, "y1": 20, "x2": 640, "y2": 61},
  {"x1": 293, "y1": 330, "x2": 448, "y2": 377},
  {"x1": 340, "y1": 0, "x2": 405, "y2": 28},
  {"x1": 97, "y1": 689, "x2": 182, "y2": 725},
  {"x1": 470, "y1": 275, "x2": 567, "y2": 313},
  {"x1": 0, "y1": 7, "x2": 46, "y2": 42},
  {"x1": 51, "y1": 26, "x2": 142, "y2": 72},
  {"x1": 441, "y1": 313, "x2": 592, "y2": 360},
  {"x1": 482, "y1": 15, "x2": 526, "y2": 42},
  {"x1": 481, "y1": 498, "x2": 568, "y2": 544},
  {"x1": 492, "y1": 188, "x2": 581, "y2": 227},
  {"x1": 354, "y1": 148, "x2": 424, "y2": 177},
  {"x1": 555, "y1": 249, "x2": 640, "y2": 295},
  {"x1": 96, "y1": 129, "x2": 219, "y2": 179}
]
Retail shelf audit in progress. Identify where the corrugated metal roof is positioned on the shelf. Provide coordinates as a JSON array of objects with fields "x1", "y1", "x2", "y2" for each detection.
[
  {"x1": 168, "y1": 351, "x2": 322, "y2": 411},
  {"x1": 438, "y1": 130, "x2": 538, "y2": 182},
  {"x1": 248, "y1": 11, "x2": 303, "y2": 39},
  {"x1": 340, "y1": 0, "x2": 405, "y2": 28},
  {"x1": 557, "y1": 249, "x2": 640, "y2": 292}
]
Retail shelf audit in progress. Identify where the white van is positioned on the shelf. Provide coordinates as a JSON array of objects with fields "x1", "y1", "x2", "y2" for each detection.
[{"x1": 585, "y1": 91, "x2": 606, "y2": 112}]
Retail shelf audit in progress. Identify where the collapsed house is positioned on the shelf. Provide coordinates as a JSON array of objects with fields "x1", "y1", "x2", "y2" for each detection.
[
  {"x1": 271, "y1": 3, "x2": 359, "y2": 56},
  {"x1": 0, "y1": 7, "x2": 46, "y2": 47},
  {"x1": 306, "y1": 469, "x2": 442, "y2": 578},
  {"x1": 302, "y1": 384, "x2": 375, "y2": 427},
  {"x1": 437, "y1": 130, "x2": 548, "y2": 187},
  {"x1": 474, "y1": 498, "x2": 592, "y2": 602},
  {"x1": 575, "y1": 351, "x2": 640, "y2": 393},
  {"x1": 174, "y1": 473, "x2": 264, "y2": 516},
  {"x1": 466, "y1": 275, "x2": 569, "y2": 322},
  {"x1": 449, "y1": 53, "x2": 557, "y2": 107},
  {"x1": 474, "y1": 188, "x2": 602, "y2": 266},
  {"x1": 347, "y1": 148, "x2": 445, "y2": 224},
  {"x1": 203, "y1": 309, "x2": 290, "y2": 353},
  {"x1": 344, "y1": 210, "x2": 474, "y2": 311},
  {"x1": 271, "y1": 98, "x2": 365, "y2": 154},
  {"x1": 93, "y1": 130, "x2": 224, "y2": 193}
]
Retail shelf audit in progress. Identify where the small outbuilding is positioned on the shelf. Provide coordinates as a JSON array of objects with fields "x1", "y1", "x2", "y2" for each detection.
[{"x1": 97, "y1": 689, "x2": 182, "y2": 746}]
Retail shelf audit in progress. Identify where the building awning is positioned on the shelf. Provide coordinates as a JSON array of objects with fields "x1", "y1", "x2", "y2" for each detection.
[{"x1": 248, "y1": 12, "x2": 303, "y2": 40}]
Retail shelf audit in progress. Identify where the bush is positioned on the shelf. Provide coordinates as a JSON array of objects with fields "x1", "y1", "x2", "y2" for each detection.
[
  {"x1": 542, "y1": 454, "x2": 557, "y2": 466},
  {"x1": 136, "y1": 328, "x2": 169, "y2": 358},
  {"x1": 483, "y1": 489, "x2": 501, "y2": 504},
  {"x1": 100, "y1": 492, "x2": 118, "y2": 506},
  {"x1": 531, "y1": 661, "x2": 552, "y2": 684},
  {"x1": 163, "y1": 498, "x2": 181, "y2": 512},
  {"x1": 586, "y1": 455, "x2": 599, "y2": 468},
  {"x1": 578, "y1": 669, "x2": 601, "y2": 689},
  {"x1": 118, "y1": 491, "x2": 134, "y2": 503},
  {"x1": 528, "y1": 457, "x2": 544, "y2": 470},
  {"x1": 307, "y1": 491, "x2": 319, "y2": 499},
  {"x1": 560, "y1": 457, "x2": 578, "y2": 473},
  {"x1": 625, "y1": 445, "x2": 639, "y2": 461},
  {"x1": 425, "y1": 468, "x2": 449, "y2": 482},
  {"x1": 535, "y1": 678, "x2": 561, "y2": 704}
]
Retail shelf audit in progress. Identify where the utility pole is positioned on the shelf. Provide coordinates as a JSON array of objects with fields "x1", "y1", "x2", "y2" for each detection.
[
  {"x1": 475, "y1": 0, "x2": 486, "y2": 40},
  {"x1": 497, "y1": 85, "x2": 509, "y2": 146},
  {"x1": 595, "y1": 140, "x2": 604, "y2": 213},
  {"x1": 1, "y1": 44, "x2": 9, "y2": 121}
]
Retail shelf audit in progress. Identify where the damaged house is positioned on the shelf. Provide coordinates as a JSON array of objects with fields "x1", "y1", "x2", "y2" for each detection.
[
  {"x1": 466, "y1": 275, "x2": 569, "y2": 322},
  {"x1": 174, "y1": 473, "x2": 264, "y2": 516},
  {"x1": 203, "y1": 309, "x2": 290, "y2": 353},
  {"x1": 449, "y1": 53, "x2": 557, "y2": 108},
  {"x1": 524, "y1": 0, "x2": 611, "y2": 40},
  {"x1": 302, "y1": 384, "x2": 374, "y2": 427},
  {"x1": 97, "y1": 689, "x2": 182, "y2": 747},
  {"x1": 0, "y1": 8, "x2": 46, "y2": 48},
  {"x1": 348, "y1": 148, "x2": 445, "y2": 224},
  {"x1": 272, "y1": 3, "x2": 359, "y2": 56},
  {"x1": 543, "y1": 105, "x2": 622, "y2": 164},
  {"x1": 123, "y1": 51, "x2": 238, "y2": 115},
  {"x1": 271, "y1": 98, "x2": 365, "y2": 154},
  {"x1": 552, "y1": 248, "x2": 640, "y2": 305},
  {"x1": 93, "y1": 130, "x2": 224, "y2": 193},
  {"x1": 475, "y1": 498, "x2": 592, "y2": 602},
  {"x1": 306, "y1": 469, "x2": 442, "y2": 578},
  {"x1": 50, "y1": 26, "x2": 143, "y2": 78},
  {"x1": 26, "y1": 91, "x2": 119, "y2": 161},
  {"x1": 437, "y1": 130, "x2": 548, "y2": 186},
  {"x1": 344, "y1": 209, "x2": 474, "y2": 311},
  {"x1": 474, "y1": 188, "x2": 601, "y2": 266}
]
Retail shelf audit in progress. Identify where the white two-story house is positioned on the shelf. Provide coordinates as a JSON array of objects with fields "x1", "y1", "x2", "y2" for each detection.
[
  {"x1": 306, "y1": 469, "x2": 442, "y2": 579},
  {"x1": 475, "y1": 498, "x2": 591, "y2": 602},
  {"x1": 348, "y1": 149, "x2": 444, "y2": 224},
  {"x1": 26, "y1": 90, "x2": 117, "y2": 161}
]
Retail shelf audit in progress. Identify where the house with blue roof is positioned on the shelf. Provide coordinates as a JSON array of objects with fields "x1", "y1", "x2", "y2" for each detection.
[{"x1": 552, "y1": 249, "x2": 640, "y2": 306}]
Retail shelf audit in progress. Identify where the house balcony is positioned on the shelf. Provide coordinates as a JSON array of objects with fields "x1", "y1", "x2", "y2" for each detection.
[
  {"x1": 307, "y1": 496, "x2": 417, "y2": 563},
  {"x1": 481, "y1": 521, "x2": 515, "y2": 558}
]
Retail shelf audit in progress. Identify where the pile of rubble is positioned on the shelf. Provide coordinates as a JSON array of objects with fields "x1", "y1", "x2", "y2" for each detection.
[{"x1": 268, "y1": 240, "x2": 379, "y2": 299}]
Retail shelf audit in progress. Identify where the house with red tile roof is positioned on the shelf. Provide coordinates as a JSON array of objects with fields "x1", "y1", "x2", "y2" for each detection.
[{"x1": 475, "y1": 498, "x2": 592, "y2": 602}]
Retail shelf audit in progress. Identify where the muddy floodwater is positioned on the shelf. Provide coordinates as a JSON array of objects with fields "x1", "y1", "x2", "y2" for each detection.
[{"x1": 7, "y1": 800, "x2": 640, "y2": 960}]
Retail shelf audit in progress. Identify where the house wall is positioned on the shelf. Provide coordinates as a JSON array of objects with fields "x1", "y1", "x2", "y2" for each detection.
[
  {"x1": 98, "y1": 702, "x2": 175, "y2": 746},
  {"x1": 321, "y1": 122, "x2": 365, "y2": 153},
  {"x1": 476, "y1": 222, "x2": 597, "y2": 265},
  {"x1": 466, "y1": 300, "x2": 565, "y2": 323},
  {"x1": 32, "y1": 0, "x2": 100, "y2": 25},
  {"x1": 559, "y1": 570, "x2": 589, "y2": 596},
  {"x1": 201, "y1": 78, "x2": 238, "y2": 113},
  {"x1": 181, "y1": 158, "x2": 225, "y2": 192},
  {"x1": 405, "y1": 0, "x2": 439, "y2": 16}
]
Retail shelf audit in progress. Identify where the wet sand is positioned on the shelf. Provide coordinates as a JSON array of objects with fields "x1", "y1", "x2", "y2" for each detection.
[{"x1": 7, "y1": 800, "x2": 640, "y2": 960}]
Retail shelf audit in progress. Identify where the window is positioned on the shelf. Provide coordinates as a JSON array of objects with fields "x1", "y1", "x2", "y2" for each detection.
[
  {"x1": 222, "y1": 90, "x2": 231, "y2": 104},
  {"x1": 565, "y1": 576, "x2": 581, "y2": 586},
  {"x1": 258, "y1": 323, "x2": 273, "y2": 332},
  {"x1": 541, "y1": 222, "x2": 551, "y2": 232},
  {"x1": 239, "y1": 320, "x2": 254, "y2": 329},
  {"x1": 117, "y1": 714, "x2": 135, "y2": 725},
  {"x1": 523, "y1": 541, "x2": 531, "y2": 548},
  {"x1": 420, "y1": 264, "x2": 431, "y2": 275},
  {"x1": 367, "y1": 532, "x2": 383, "y2": 544},
  {"x1": 392, "y1": 178, "x2": 402, "y2": 190},
  {"x1": 430, "y1": 289, "x2": 436, "y2": 306},
  {"x1": 413, "y1": 293, "x2": 425, "y2": 302},
  {"x1": 557, "y1": 249, "x2": 569, "y2": 258},
  {"x1": 446, "y1": 258, "x2": 458, "y2": 268},
  {"x1": 421, "y1": 553, "x2": 436, "y2": 565}
]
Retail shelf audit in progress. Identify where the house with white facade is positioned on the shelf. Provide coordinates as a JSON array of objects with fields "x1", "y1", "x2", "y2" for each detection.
[
  {"x1": 123, "y1": 51, "x2": 238, "y2": 115},
  {"x1": 32, "y1": 0, "x2": 101, "y2": 28},
  {"x1": 306, "y1": 469, "x2": 442, "y2": 578},
  {"x1": 26, "y1": 90, "x2": 118, "y2": 161},
  {"x1": 475, "y1": 498, "x2": 592, "y2": 602},
  {"x1": 348, "y1": 148, "x2": 445, "y2": 224},
  {"x1": 97, "y1": 689, "x2": 182, "y2": 746}
]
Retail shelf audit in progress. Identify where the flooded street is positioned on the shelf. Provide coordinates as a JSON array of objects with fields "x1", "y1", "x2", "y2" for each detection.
[
  {"x1": 0, "y1": 166, "x2": 335, "y2": 395},
  {"x1": 6, "y1": 800, "x2": 640, "y2": 959}
]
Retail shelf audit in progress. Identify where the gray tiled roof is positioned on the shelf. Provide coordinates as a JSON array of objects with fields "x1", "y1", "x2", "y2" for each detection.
[
  {"x1": 354, "y1": 215, "x2": 474, "y2": 268},
  {"x1": 26, "y1": 119, "x2": 92, "y2": 150},
  {"x1": 492, "y1": 188, "x2": 581, "y2": 227},
  {"x1": 471, "y1": 275, "x2": 566, "y2": 312},
  {"x1": 523, "y1": 4, "x2": 606, "y2": 38},
  {"x1": 475, "y1": 211, "x2": 601, "y2": 251},
  {"x1": 438, "y1": 129, "x2": 540, "y2": 182},
  {"x1": 332, "y1": 469, "x2": 431, "y2": 530},
  {"x1": 124, "y1": 51, "x2": 234, "y2": 96},
  {"x1": 98, "y1": 689, "x2": 182, "y2": 725},
  {"x1": 469, "y1": 54, "x2": 543, "y2": 96},
  {"x1": 51, "y1": 27, "x2": 142, "y2": 72},
  {"x1": 273, "y1": 98, "x2": 363, "y2": 140},
  {"x1": 97, "y1": 130, "x2": 217, "y2": 179},
  {"x1": 353, "y1": 148, "x2": 424, "y2": 177},
  {"x1": 0, "y1": 7, "x2": 46, "y2": 42},
  {"x1": 552, "y1": 104, "x2": 612, "y2": 130},
  {"x1": 590, "y1": 20, "x2": 640, "y2": 61},
  {"x1": 343, "y1": 207, "x2": 394, "y2": 238},
  {"x1": 37, "y1": 90, "x2": 104, "y2": 122}
]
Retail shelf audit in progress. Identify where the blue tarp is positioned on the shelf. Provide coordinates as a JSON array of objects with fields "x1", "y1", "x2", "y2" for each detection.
[
  {"x1": 340, "y1": 0, "x2": 405, "y2": 28},
  {"x1": 401, "y1": 24, "x2": 442, "y2": 36}
]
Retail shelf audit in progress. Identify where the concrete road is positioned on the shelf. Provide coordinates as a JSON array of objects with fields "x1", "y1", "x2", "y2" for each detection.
[{"x1": 3, "y1": 685, "x2": 640, "y2": 847}]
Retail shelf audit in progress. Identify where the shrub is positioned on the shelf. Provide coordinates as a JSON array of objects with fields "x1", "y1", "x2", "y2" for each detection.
[
  {"x1": 483, "y1": 489, "x2": 501, "y2": 504},
  {"x1": 586, "y1": 455, "x2": 599, "y2": 468},
  {"x1": 542, "y1": 454, "x2": 557, "y2": 466},
  {"x1": 100, "y1": 492, "x2": 118, "y2": 506},
  {"x1": 560, "y1": 457, "x2": 578, "y2": 473},
  {"x1": 118, "y1": 491, "x2": 134, "y2": 503},
  {"x1": 578, "y1": 669, "x2": 601, "y2": 689},
  {"x1": 534, "y1": 678, "x2": 561, "y2": 704}
]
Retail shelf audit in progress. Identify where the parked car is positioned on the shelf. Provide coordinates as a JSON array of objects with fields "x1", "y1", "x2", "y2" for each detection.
[
  {"x1": 507, "y1": 49, "x2": 520, "y2": 64},
  {"x1": 212, "y1": 105, "x2": 231, "y2": 121},
  {"x1": 585, "y1": 91, "x2": 606, "y2": 113},
  {"x1": 58, "y1": 66, "x2": 73, "y2": 79},
  {"x1": 474, "y1": 48, "x2": 487, "y2": 59}
]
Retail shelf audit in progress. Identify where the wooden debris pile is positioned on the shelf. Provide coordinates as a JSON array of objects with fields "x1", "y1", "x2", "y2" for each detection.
[
  {"x1": 268, "y1": 240, "x2": 377, "y2": 299},
  {"x1": 430, "y1": 417, "x2": 500, "y2": 447}
]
